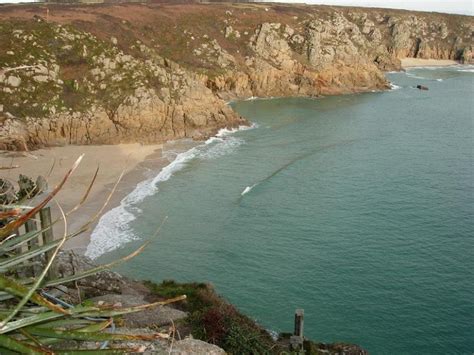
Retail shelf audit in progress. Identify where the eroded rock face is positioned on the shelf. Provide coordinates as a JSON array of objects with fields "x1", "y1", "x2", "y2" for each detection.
[
  {"x1": 0, "y1": 5, "x2": 472, "y2": 150},
  {"x1": 55, "y1": 251, "x2": 125, "y2": 297}
]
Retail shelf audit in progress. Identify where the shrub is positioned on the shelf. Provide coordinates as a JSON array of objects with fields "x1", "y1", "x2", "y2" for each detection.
[{"x1": 146, "y1": 279, "x2": 281, "y2": 354}]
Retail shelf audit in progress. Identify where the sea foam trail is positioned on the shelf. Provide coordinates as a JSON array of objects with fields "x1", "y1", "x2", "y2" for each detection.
[
  {"x1": 85, "y1": 124, "x2": 257, "y2": 259},
  {"x1": 241, "y1": 184, "x2": 257, "y2": 196}
]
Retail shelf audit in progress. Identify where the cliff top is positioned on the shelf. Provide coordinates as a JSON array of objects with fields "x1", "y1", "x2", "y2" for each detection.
[{"x1": 0, "y1": 1, "x2": 472, "y2": 150}]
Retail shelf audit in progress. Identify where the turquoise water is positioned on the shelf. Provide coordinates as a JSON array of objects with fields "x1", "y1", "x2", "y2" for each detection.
[{"x1": 93, "y1": 67, "x2": 473, "y2": 354}]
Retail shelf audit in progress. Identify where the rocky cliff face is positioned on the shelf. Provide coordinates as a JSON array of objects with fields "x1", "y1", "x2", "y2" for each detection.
[{"x1": 0, "y1": 3, "x2": 472, "y2": 150}]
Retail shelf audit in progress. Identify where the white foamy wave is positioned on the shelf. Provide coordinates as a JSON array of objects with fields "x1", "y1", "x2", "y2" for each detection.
[
  {"x1": 457, "y1": 68, "x2": 474, "y2": 73},
  {"x1": 85, "y1": 148, "x2": 199, "y2": 259},
  {"x1": 390, "y1": 83, "x2": 401, "y2": 90},
  {"x1": 214, "y1": 123, "x2": 259, "y2": 138},
  {"x1": 205, "y1": 136, "x2": 224, "y2": 145},
  {"x1": 199, "y1": 136, "x2": 244, "y2": 160},
  {"x1": 200, "y1": 124, "x2": 258, "y2": 160},
  {"x1": 436, "y1": 78, "x2": 443, "y2": 82},
  {"x1": 245, "y1": 96, "x2": 277, "y2": 101},
  {"x1": 241, "y1": 183, "x2": 257, "y2": 196},
  {"x1": 86, "y1": 123, "x2": 258, "y2": 259},
  {"x1": 85, "y1": 206, "x2": 138, "y2": 259}
]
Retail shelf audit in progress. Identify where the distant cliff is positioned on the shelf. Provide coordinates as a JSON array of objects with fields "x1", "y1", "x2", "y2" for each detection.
[{"x1": 0, "y1": 2, "x2": 472, "y2": 149}]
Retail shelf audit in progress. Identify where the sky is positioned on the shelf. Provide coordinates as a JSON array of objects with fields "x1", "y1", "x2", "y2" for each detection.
[
  {"x1": 275, "y1": 0, "x2": 473, "y2": 16},
  {"x1": 0, "y1": 0, "x2": 472, "y2": 16}
]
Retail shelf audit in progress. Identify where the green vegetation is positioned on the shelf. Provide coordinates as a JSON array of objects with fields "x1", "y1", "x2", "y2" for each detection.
[
  {"x1": 145, "y1": 279, "x2": 283, "y2": 354},
  {"x1": 0, "y1": 158, "x2": 185, "y2": 353},
  {"x1": 0, "y1": 19, "x2": 167, "y2": 126}
]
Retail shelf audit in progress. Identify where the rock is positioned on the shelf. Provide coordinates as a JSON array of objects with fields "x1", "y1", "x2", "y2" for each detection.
[
  {"x1": 125, "y1": 305, "x2": 188, "y2": 328},
  {"x1": 224, "y1": 26, "x2": 234, "y2": 38},
  {"x1": 54, "y1": 251, "x2": 125, "y2": 297},
  {"x1": 0, "y1": 178, "x2": 17, "y2": 205},
  {"x1": 35, "y1": 175, "x2": 48, "y2": 194},
  {"x1": 416, "y1": 84, "x2": 429, "y2": 90},
  {"x1": 6, "y1": 76, "x2": 21, "y2": 87},
  {"x1": 33, "y1": 75, "x2": 49, "y2": 83},
  {"x1": 88, "y1": 294, "x2": 188, "y2": 327},
  {"x1": 170, "y1": 339, "x2": 225, "y2": 354},
  {"x1": 34, "y1": 64, "x2": 49, "y2": 75},
  {"x1": 461, "y1": 46, "x2": 473, "y2": 64},
  {"x1": 17, "y1": 174, "x2": 38, "y2": 200},
  {"x1": 304, "y1": 341, "x2": 369, "y2": 355},
  {"x1": 0, "y1": 7, "x2": 471, "y2": 151}
]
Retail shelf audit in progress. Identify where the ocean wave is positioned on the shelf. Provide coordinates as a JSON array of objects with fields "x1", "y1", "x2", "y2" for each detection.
[
  {"x1": 390, "y1": 83, "x2": 401, "y2": 90},
  {"x1": 200, "y1": 136, "x2": 244, "y2": 160},
  {"x1": 85, "y1": 124, "x2": 257, "y2": 259},
  {"x1": 85, "y1": 147, "x2": 200, "y2": 259},
  {"x1": 244, "y1": 96, "x2": 276, "y2": 101},
  {"x1": 457, "y1": 68, "x2": 474, "y2": 73}
]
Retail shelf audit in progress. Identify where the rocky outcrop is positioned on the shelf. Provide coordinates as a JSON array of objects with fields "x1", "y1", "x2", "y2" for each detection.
[
  {"x1": 170, "y1": 339, "x2": 226, "y2": 355},
  {"x1": 0, "y1": 4, "x2": 472, "y2": 150},
  {"x1": 52, "y1": 251, "x2": 368, "y2": 354}
]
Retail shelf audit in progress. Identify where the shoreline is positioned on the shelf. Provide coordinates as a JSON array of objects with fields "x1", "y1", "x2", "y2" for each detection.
[
  {"x1": 85, "y1": 124, "x2": 255, "y2": 259},
  {"x1": 1, "y1": 56, "x2": 466, "y2": 255},
  {"x1": 0, "y1": 144, "x2": 165, "y2": 253},
  {"x1": 0, "y1": 125, "x2": 252, "y2": 257},
  {"x1": 401, "y1": 58, "x2": 460, "y2": 68}
]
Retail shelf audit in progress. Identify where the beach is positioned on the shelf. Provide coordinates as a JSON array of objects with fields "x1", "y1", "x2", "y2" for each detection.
[
  {"x1": 0, "y1": 143, "x2": 165, "y2": 253},
  {"x1": 401, "y1": 58, "x2": 459, "y2": 68}
]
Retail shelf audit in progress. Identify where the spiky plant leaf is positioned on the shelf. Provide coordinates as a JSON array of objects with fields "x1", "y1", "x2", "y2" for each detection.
[
  {"x1": 25, "y1": 327, "x2": 158, "y2": 342},
  {"x1": 0, "y1": 333, "x2": 46, "y2": 354},
  {"x1": 0, "y1": 155, "x2": 84, "y2": 240},
  {"x1": 0, "y1": 274, "x2": 70, "y2": 315}
]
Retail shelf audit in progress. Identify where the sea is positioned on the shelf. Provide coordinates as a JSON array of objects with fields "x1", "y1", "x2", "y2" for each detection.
[{"x1": 87, "y1": 65, "x2": 473, "y2": 354}]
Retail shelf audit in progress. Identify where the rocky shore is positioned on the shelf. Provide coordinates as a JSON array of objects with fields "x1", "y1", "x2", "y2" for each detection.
[
  {"x1": 0, "y1": 2, "x2": 472, "y2": 150},
  {"x1": 1, "y1": 3, "x2": 473, "y2": 352},
  {"x1": 53, "y1": 250, "x2": 369, "y2": 354}
]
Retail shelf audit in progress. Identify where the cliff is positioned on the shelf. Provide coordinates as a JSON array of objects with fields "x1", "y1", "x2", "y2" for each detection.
[
  {"x1": 53, "y1": 251, "x2": 369, "y2": 354},
  {"x1": 0, "y1": 2, "x2": 472, "y2": 149}
]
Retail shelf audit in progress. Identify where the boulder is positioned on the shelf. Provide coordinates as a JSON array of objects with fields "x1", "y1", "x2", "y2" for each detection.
[
  {"x1": 54, "y1": 251, "x2": 125, "y2": 297},
  {"x1": 88, "y1": 294, "x2": 188, "y2": 328},
  {"x1": 0, "y1": 178, "x2": 16, "y2": 205},
  {"x1": 170, "y1": 339, "x2": 225, "y2": 354},
  {"x1": 6, "y1": 76, "x2": 21, "y2": 87},
  {"x1": 416, "y1": 84, "x2": 429, "y2": 90}
]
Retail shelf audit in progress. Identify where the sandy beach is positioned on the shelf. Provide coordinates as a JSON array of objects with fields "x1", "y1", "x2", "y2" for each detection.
[
  {"x1": 0, "y1": 144, "x2": 167, "y2": 253},
  {"x1": 401, "y1": 58, "x2": 459, "y2": 68}
]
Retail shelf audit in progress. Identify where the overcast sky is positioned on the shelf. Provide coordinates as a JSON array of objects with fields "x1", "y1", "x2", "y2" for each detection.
[
  {"x1": 276, "y1": 0, "x2": 473, "y2": 15},
  {"x1": 0, "y1": 0, "x2": 472, "y2": 16}
]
